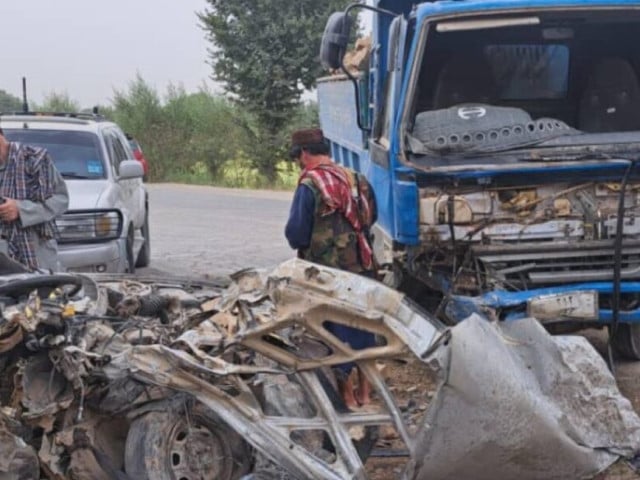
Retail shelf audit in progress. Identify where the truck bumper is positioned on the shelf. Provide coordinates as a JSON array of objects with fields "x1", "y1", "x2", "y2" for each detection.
[
  {"x1": 58, "y1": 239, "x2": 127, "y2": 273},
  {"x1": 447, "y1": 282, "x2": 640, "y2": 324}
]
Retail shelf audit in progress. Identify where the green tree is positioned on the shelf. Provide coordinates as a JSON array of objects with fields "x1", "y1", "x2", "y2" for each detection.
[
  {"x1": 111, "y1": 77, "x2": 256, "y2": 183},
  {"x1": 112, "y1": 75, "x2": 171, "y2": 180},
  {"x1": 199, "y1": 0, "x2": 350, "y2": 179},
  {"x1": 37, "y1": 91, "x2": 81, "y2": 112},
  {"x1": 177, "y1": 89, "x2": 255, "y2": 179},
  {"x1": 0, "y1": 89, "x2": 22, "y2": 112}
]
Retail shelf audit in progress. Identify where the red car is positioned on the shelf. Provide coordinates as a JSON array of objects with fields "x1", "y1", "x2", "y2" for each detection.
[{"x1": 126, "y1": 134, "x2": 149, "y2": 179}]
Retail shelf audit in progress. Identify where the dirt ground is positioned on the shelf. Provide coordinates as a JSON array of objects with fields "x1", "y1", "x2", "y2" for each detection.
[{"x1": 365, "y1": 359, "x2": 434, "y2": 480}]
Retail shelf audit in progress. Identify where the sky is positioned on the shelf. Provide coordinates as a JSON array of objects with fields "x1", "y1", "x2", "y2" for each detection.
[{"x1": 0, "y1": 0, "x2": 214, "y2": 108}]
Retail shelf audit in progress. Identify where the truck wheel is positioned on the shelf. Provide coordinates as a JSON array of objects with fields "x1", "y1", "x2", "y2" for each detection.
[
  {"x1": 135, "y1": 210, "x2": 151, "y2": 268},
  {"x1": 610, "y1": 323, "x2": 640, "y2": 360},
  {"x1": 124, "y1": 407, "x2": 252, "y2": 480}
]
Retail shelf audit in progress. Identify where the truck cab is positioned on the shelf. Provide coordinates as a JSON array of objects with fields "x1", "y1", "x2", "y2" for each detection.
[{"x1": 318, "y1": 0, "x2": 640, "y2": 358}]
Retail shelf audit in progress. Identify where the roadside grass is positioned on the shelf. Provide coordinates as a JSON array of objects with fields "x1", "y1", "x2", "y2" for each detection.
[{"x1": 159, "y1": 159, "x2": 298, "y2": 191}]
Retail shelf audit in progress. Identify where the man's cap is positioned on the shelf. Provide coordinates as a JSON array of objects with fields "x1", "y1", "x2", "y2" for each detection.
[{"x1": 291, "y1": 128, "x2": 324, "y2": 147}]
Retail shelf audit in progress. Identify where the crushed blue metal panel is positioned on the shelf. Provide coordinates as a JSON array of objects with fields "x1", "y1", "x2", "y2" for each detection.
[
  {"x1": 447, "y1": 282, "x2": 640, "y2": 324},
  {"x1": 417, "y1": 0, "x2": 640, "y2": 19}
]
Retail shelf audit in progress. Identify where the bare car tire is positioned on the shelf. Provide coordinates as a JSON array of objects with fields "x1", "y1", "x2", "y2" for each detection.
[
  {"x1": 135, "y1": 210, "x2": 151, "y2": 268},
  {"x1": 124, "y1": 407, "x2": 252, "y2": 480},
  {"x1": 610, "y1": 323, "x2": 640, "y2": 360}
]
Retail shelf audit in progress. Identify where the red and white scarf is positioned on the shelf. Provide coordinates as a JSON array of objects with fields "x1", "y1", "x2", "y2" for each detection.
[{"x1": 299, "y1": 163, "x2": 373, "y2": 270}]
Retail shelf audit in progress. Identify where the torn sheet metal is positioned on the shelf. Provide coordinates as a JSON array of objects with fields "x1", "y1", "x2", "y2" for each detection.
[
  {"x1": 109, "y1": 259, "x2": 640, "y2": 479},
  {"x1": 0, "y1": 258, "x2": 638, "y2": 479},
  {"x1": 409, "y1": 315, "x2": 640, "y2": 480}
]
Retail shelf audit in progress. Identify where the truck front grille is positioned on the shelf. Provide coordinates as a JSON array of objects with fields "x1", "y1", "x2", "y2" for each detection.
[{"x1": 473, "y1": 240, "x2": 640, "y2": 287}]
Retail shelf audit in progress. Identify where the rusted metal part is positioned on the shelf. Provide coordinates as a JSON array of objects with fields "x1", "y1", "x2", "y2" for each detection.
[
  {"x1": 0, "y1": 411, "x2": 39, "y2": 479},
  {"x1": 0, "y1": 320, "x2": 23, "y2": 353}
]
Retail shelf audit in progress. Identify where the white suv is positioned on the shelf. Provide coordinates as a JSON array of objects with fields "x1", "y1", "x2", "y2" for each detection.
[{"x1": 0, "y1": 112, "x2": 149, "y2": 273}]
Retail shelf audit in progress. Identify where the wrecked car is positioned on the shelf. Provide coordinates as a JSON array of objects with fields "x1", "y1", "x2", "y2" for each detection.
[{"x1": 0, "y1": 256, "x2": 639, "y2": 479}]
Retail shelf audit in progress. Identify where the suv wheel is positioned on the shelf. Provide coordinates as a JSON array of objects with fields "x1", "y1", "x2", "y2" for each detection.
[
  {"x1": 126, "y1": 227, "x2": 136, "y2": 274},
  {"x1": 124, "y1": 406, "x2": 252, "y2": 479},
  {"x1": 135, "y1": 209, "x2": 151, "y2": 268}
]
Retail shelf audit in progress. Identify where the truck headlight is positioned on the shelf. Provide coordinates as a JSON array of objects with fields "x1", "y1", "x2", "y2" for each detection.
[
  {"x1": 56, "y1": 209, "x2": 123, "y2": 244},
  {"x1": 95, "y1": 214, "x2": 116, "y2": 237}
]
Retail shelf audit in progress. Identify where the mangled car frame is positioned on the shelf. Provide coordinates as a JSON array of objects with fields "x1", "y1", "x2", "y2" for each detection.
[{"x1": 0, "y1": 257, "x2": 639, "y2": 480}]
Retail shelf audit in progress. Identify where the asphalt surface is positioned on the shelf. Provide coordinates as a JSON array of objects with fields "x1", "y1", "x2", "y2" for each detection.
[{"x1": 139, "y1": 183, "x2": 294, "y2": 279}]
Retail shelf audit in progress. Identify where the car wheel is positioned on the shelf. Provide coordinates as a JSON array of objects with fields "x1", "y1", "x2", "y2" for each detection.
[
  {"x1": 126, "y1": 227, "x2": 136, "y2": 274},
  {"x1": 124, "y1": 406, "x2": 252, "y2": 480},
  {"x1": 610, "y1": 323, "x2": 640, "y2": 360},
  {"x1": 135, "y1": 210, "x2": 151, "y2": 268}
]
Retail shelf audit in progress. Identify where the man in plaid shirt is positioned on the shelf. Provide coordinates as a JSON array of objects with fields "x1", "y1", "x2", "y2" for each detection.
[{"x1": 0, "y1": 128, "x2": 68, "y2": 271}]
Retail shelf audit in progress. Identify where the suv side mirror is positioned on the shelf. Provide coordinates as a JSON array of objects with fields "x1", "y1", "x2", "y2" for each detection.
[
  {"x1": 119, "y1": 160, "x2": 144, "y2": 179},
  {"x1": 320, "y1": 12, "x2": 353, "y2": 70}
]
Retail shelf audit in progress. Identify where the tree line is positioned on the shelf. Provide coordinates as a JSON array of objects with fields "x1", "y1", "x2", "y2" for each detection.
[
  {"x1": 1, "y1": 82, "x2": 316, "y2": 188},
  {"x1": 0, "y1": 0, "x2": 355, "y2": 188}
]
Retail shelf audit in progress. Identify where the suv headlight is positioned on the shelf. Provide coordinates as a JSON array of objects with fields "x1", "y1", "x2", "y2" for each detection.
[{"x1": 56, "y1": 209, "x2": 123, "y2": 244}]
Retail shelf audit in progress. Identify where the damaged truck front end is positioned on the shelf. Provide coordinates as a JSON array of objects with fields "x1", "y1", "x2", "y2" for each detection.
[
  {"x1": 0, "y1": 259, "x2": 639, "y2": 479},
  {"x1": 317, "y1": 0, "x2": 640, "y2": 359}
]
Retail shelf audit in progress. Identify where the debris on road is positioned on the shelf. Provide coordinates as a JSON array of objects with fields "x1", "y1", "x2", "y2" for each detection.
[{"x1": 0, "y1": 258, "x2": 638, "y2": 479}]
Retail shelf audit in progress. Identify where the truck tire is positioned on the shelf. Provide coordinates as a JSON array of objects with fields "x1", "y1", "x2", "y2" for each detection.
[
  {"x1": 610, "y1": 323, "x2": 640, "y2": 360},
  {"x1": 124, "y1": 406, "x2": 252, "y2": 480}
]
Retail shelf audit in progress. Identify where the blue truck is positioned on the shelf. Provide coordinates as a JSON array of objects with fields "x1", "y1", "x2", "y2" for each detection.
[{"x1": 317, "y1": 0, "x2": 640, "y2": 359}]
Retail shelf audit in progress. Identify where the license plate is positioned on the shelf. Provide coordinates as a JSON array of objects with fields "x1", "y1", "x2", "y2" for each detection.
[{"x1": 526, "y1": 291, "x2": 599, "y2": 322}]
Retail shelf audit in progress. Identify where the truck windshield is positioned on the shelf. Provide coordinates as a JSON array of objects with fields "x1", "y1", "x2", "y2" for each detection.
[
  {"x1": 484, "y1": 44, "x2": 569, "y2": 100},
  {"x1": 407, "y1": 11, "x2": 640, "y2": 158},
  {"x1": 3, "y1": 129, "x2": 105, "y2": 179}
]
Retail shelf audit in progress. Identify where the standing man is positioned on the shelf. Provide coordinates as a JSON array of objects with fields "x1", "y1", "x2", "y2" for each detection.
[
  {"x1": 285, "y1": 127, "x2": 377, "y2": 409},
  {"x1": 0, "y1": 128, "x2": 69, "y2": 271}
]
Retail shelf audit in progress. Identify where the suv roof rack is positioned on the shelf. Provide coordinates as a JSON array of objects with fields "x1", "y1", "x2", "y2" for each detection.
[{"x1": 0, "y1": 111, "x2": 106, "y2": 121}]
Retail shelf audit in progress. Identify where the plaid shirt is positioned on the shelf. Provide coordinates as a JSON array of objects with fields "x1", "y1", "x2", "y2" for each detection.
[{"x1": 0, "y1": 143, "x2": 57, "y2": 269}]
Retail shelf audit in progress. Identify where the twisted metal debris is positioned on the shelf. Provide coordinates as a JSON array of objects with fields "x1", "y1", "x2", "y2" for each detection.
[{"x1": 0, "y1": 258, "x2": 638, "y2": 479}]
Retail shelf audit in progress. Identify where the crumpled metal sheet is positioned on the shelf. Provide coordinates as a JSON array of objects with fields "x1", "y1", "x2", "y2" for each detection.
[
  {"x1": 409, "y1": 315, "x2": 640, "y2": 480},
  {"x1": 0, "y1": 258, "x2": 639, "y2": 479},
  {"x1": 21, "y1": 355, "x2": 74, "y2": 424},
  {"x1": 105, "y1": 259, "x2": 640, "y2": 479}
]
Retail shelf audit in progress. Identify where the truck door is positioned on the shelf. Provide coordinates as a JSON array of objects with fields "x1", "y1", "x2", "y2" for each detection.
[
  {"x1": 370, "y1": 16, "x2": 408, "y2": 257},
  {"x1": 372, "y1": 16, "x2": 407, "y2": 164}
]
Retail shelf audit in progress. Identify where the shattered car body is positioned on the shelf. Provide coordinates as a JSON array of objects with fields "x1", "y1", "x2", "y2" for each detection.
[{"x1": 0, "y1": 258, "x2": 639, "y2": 479}]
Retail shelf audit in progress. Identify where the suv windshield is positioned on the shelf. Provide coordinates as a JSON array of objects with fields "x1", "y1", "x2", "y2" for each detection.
[{"x1": 3, "y1": 129, "x2": 105, "y2": 179}]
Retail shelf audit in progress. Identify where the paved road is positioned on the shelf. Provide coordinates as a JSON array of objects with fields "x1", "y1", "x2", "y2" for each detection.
[{"x1": 140, "y1": 183, "x2": 294, "y2": 278}]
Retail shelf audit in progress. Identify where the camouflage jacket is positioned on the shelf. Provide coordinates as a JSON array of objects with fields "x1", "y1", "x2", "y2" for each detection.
[{"x1": 298, "y1": 165, "x2": 376, "y2": 274}]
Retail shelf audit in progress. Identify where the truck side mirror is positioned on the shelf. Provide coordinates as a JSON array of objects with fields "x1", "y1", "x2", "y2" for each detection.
[{"x1": 320, "y1": 12, "x2": 353, "y2": 70}]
